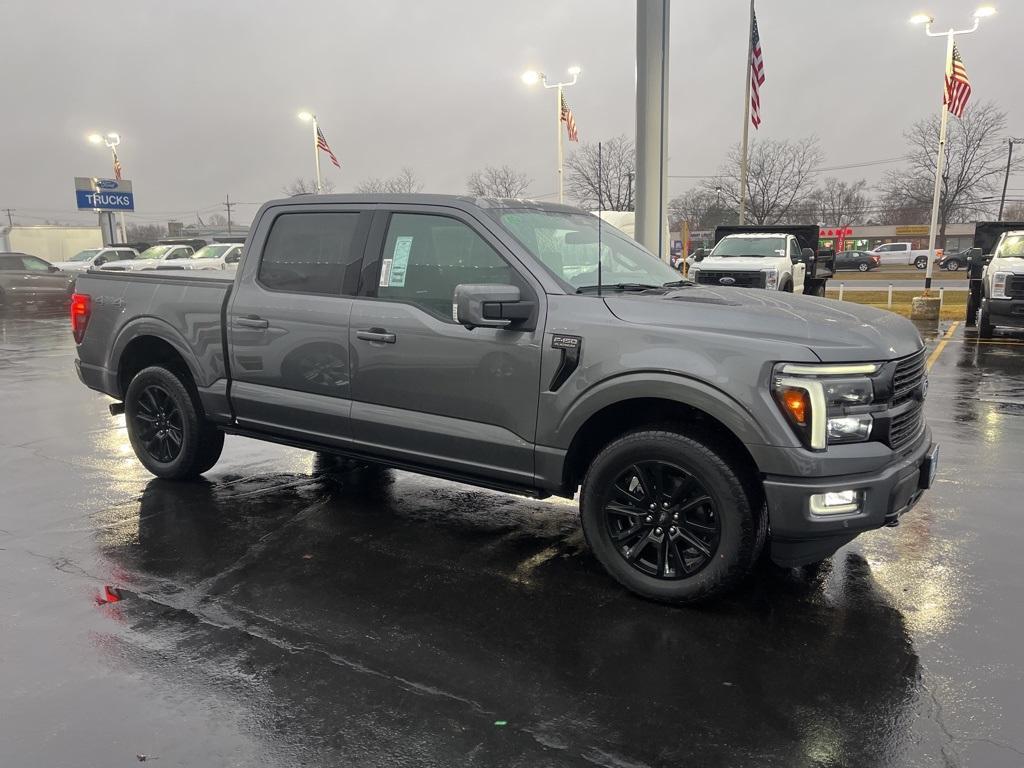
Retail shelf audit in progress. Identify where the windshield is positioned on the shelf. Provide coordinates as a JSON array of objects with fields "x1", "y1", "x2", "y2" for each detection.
[
  {"x1": 709, "y1": 236, "x2": 787, "y2": 258},
  {"x1": 995, "y1": 234, "x2": 1024, "y2": 258},
  {"x1": 494, "y1": 209, "x2": 681, "y2": 290},
  {"x1": 137, "y1": 245, "x2": 175, "y2": 260},
  {"x1": 193, "y1": 244, "x2": 232, "y2": 259},
  {"x1": 69, "y1": 249, "x2": 102, "y2": 262}
]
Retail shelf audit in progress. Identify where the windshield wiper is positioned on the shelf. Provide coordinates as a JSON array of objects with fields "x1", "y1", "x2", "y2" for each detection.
[
  {"x1": 662, "y1": 279, "x2": 693, "y2": 287},
  {"x1": 576, "y1": 283, "x2": 663, "y2": 294}
]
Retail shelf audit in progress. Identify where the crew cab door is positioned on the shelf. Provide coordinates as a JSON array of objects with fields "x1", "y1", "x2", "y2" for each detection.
[
  {"x1": 346, "y1": 207, "x2": 545, "y2": 488},
  {"x1": 788, "y1": 237, "x2": 806, "y2": 291},
  {"x1": 19, "y1": 255, "x2": 68, "y2": 298},
  {"x1": 226, "y1": 203, "x2": 372, "y2": 448}
]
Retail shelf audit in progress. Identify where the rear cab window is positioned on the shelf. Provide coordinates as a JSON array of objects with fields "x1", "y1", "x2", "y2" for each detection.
[{"x1": 258, "y1": 212, "x2": 364, "y2": 295}]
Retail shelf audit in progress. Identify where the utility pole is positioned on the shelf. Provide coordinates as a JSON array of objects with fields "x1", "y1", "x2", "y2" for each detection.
[
  {"x1": 223, "y1": 194, "x2": 234, "y2": 235},
  {"x1": 998, "y1": 138, "x2": 1023, "y2": 221},
  {"x1": 2, "y1": 208, "x2": 13, "y2": 227},
  {"x1": 626, "y1": 171, "x2": 634, "y2": 211}
]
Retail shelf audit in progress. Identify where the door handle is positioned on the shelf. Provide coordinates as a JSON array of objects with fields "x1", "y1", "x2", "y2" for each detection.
[
  {"x1": 234, "y1": 315, "x2": 269, "y2": 329},
  {"x1": 356, "y1": 328, "x2": 397, "y2": 344}
]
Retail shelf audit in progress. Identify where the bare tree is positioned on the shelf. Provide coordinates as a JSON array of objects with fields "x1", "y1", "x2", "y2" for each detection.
[
  {"x1": 126, "y1": 223, "x2": 165, "y2": 242},
  {"x1": 564, "y1": 135, "x2": 635, "y2": 211},
  {"x1": 667, "y1": 188, "x2": 737, "y2": 231},
  {"x1": 282, "y1": 177, "x2": 336, "y2": 195},
  {"x1": 206, "y1": 213, "x2": 228, "y2": 226},
  {"x1": 467, "y1": 165, "x2": 532, "y2": 198},
  {"x1": 354, "y1": 167, "x2": 423, "y2": 194},
  {"x1": 702, "y1": 136, "x2": 823, "y2": 225},
  {"x1": 1002, "y1": 201, "x2": 1024, "y2": 221},
  {"x1": 811, "y1": 178, "x2": 871, "y2": 225},
  {"x1": 877, "y1": 101, "x2": 1017, "y2": 245},
  {"x1": 873, "y1": 187, "x2": 930, "y2": 225}
]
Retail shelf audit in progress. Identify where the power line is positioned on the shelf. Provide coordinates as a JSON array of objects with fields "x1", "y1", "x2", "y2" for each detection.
[{"x1": 668, "y1": 155, "x2": 911, "y2": 180}]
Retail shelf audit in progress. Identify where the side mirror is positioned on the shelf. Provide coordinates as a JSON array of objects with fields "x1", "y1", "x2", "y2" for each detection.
[
  {"x1": 47, "y1": 265, "x2": 60, "y2": 273},
  {"x1": 801, "y1": 247, "x2": 815, "y2": 261},
  {"x1": 694, "y1": 252, "x2": 705, "y2": 263},
  {"x1": 95, "y1": 256, "x2": 106, "y2": 265},
  {"x1": 454, "y1": 284, "x2": 532, "y2": 330}
]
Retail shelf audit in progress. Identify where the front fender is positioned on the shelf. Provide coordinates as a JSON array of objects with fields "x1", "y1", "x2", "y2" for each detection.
[{"x1": 546, "y1": 371, "x2": 774, "y2": 451}]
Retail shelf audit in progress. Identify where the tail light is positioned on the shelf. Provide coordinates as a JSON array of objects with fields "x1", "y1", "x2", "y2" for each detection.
[{"x1": 70, "y1": 293, "x2": 91, "y2": 343}]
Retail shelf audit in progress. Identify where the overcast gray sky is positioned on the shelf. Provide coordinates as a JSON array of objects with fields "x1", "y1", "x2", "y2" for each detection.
[{"x1": 2, "y1": 0, "x2": 1021, "y2": 227}]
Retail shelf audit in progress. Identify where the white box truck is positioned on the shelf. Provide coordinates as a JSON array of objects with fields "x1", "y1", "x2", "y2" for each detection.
[{"x1": 1, "y1": 225, "x2": 103, "y2": 263}]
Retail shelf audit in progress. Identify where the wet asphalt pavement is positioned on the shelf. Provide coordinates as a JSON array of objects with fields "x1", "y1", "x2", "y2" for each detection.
[{"x1": 2, "y1": 307, "x2": 1023, "y2": 767}]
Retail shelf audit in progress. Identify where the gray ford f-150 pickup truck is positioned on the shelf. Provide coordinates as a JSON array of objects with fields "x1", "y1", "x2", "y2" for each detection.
[{"x1": 71, "y1": 194, "x2": 937, "y2": 603}]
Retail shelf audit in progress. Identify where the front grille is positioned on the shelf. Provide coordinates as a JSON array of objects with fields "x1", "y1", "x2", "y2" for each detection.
[
  {"x1": 889, "y1": 403, "x2": 924, "y2": 451},
  {"x1": 694, "y1": 270, "x2": 766, "y2": 288},
  {"x1": 1006, "y1": 276, "x2": 1024, "y2": 299},
  {"x1": 892, "y1": 349, "x2": 926, "y2": 403}
]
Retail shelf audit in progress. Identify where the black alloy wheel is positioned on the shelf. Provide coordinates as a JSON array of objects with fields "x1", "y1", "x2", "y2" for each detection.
[
  {"x1": 604, "y1": 461, "x2": 721, "y2": 580},
  {"x1": 133, "y1": 384, "x2": 184, "y2": 463},
  {"x1": 858, "y1": 262, "x2": 870, "y2": 272},
  {"x1": 946, "y1": 260, "x2": 960, "y2": 271}
]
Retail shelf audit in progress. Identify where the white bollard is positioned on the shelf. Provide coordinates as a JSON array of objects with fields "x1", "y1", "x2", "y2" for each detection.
[
  {"x1": 839, "y1": 282, "x2": 845, "y2": 301},
  {"x1": 888, "y1": 284, "x2": 894, "y2": 309},
  {"x1": 939, "y1": 286, "x2": 945, "y2": 312}
]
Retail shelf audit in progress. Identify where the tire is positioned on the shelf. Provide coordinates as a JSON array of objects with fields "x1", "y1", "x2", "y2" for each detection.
[
  {"x1": 978, "y1": 302, "x2": 994, "y2": 340},
  {"x1": 579, "y1": 429, "x2": 759, "y2": 604},
  {"x1": 124, "y1": 365, "x2": 224, "y2": 480},
  {"x1": 945, "y1": 260, "x2": 960, "y2": 272},
  {"x1": 781, "y1": 280, "x2": 793, "y2": 293},
  {"x1": 858, "y1": 262, "x2": 869, "y2": 272},
  {"x1": 914, "y1": 256, "x2": 928, "y2": 270}
]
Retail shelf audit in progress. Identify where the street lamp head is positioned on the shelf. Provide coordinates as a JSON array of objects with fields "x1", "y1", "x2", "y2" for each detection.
[
  {"x1": 521, "y1": 70, "x2": 541, "y2": 86},
  {"x1": 297, "y1": 111, "x2": 314, "y2": 122},
  {"x1": 567, "y1": 65, "x2": 581, "y2": 76},
  {"x1": 973, "y1": 5, "x2": 996, "y2": 18},
  {"x1": 105, "y1": 132, "x2": 120, "y2": 145},
  {"x1": 87, "y1": 133, "x2": 104, "y2": 144},
  {"x1": 909, "y1": 12, "x2": 933, "y2": 24}
]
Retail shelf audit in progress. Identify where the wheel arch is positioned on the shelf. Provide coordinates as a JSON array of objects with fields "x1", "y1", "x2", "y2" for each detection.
[
  {"x1": 110, "y1": 318, "x2": 203, "y2": 398},
  {"x1": 553, "y1": 374, "x2": 769, "y2": 494}
]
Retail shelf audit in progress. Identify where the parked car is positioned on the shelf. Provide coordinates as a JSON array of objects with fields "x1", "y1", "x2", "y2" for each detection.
[
  {"x1": 835, "y1": 250, "x2": 880, "y2": 272},
  {"x1": 51, "y1": 246, "x2": 139, "y2": 272},
  {"x1": 868, "y1": 242, "x2": 931, "y2": 267},
  {"x1": 977, "y1": 230, "x2": 1024, "y2": 338},
  {"x1": 688, "y1": 226, "x2": 833, "y2": 295},
  {"x1": 190, "y1": 243, "x2": 244, "y2": 270},
  {"x1": 71, "y1": 194, "x2": 936, "y2": 604},
  {"x1": 0, "y1": 252, "x2": 74, "y2": 306},
  {"x1": 99, "y1": 244, "x2": 195, "y2": 271},
  {"x1": 936, "y1": 249, "x2": 970, "y2": 272}
]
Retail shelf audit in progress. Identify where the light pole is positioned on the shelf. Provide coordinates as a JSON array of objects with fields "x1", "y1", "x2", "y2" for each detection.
[
  {"x1": 87, "y1": 131, "x2": 127, "y2": 243},
  {"x1": 998, "y1": 137, "x2": 1024, "y2": 221},
  {"x1": 910, "y1": 6, "x2": 995, "y2": 292},
  {"x1": 522, "y1": 66, "x2": 580, "y2": 204},
  {"x1": 297, "y1": 111, "x2": 322, "y2": 193}
]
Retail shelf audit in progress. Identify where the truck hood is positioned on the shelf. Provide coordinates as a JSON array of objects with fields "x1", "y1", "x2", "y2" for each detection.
[
  {"x1": 100, "y1": 259, "x2": 145, "y2": 270},
  {"x1": 50, "y1": 262, "x2": 88, "y2": 271},
  {"x1": 986, "y1": 257, "x2": 1024, "y2": 274},
  {"x1": 604, "y1": 286, "x2": 924, "y2": 363},
  {"x1": 694, "y1": 257, "x2": 780, "y2": 272}
]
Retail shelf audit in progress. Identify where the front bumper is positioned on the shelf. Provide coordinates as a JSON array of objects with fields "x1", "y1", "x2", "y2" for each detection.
[
  {"x1": 764, "y1": 427, "x2": 934, "y2": 567},
  {"x1": 986, "y1": 297, "x2": 1024, "y2": 328}
]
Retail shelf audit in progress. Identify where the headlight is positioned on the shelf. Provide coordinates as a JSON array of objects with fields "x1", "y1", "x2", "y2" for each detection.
[
  {"x1": 763, "y1": 267, "x2": 778, "y2": 290},
  {"x1": 991, "y1": 271, "x2": 1012, "y2": 299},
  {"x1": 772, "y1": 362, "x2": 881, "y2": 450}
]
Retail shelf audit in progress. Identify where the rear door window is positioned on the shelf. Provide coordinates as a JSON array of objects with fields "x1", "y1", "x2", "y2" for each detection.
[
  {"x1": 259, "y1": 212, "x2": 363, "y2": 295},
  {"x1": 20, "y1": 255, "x2": 51, "y2": 271}
]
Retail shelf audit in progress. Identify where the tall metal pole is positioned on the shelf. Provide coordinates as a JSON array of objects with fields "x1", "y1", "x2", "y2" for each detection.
[
  {"x1": 312, "y1": 115, "x2": 323, "y2": 194},
  {"x1": 556, "y1": 85, "x2": 564, "y2": 203},
  {"x1": 924, "y1": 30, "x2": 954, "y2": 293},
  {"x1": 998, "y1": 139, "x2": 1016, "y2": 221},
  {"x1": 110, "y1": 145, "x2": 127, "y2": 243},
  {"x1": 635, "y1": 0, "x2": 670, "y2": 260},
  {"x1": 737, "y1": 0, "x2": 754, "y2": 225}
]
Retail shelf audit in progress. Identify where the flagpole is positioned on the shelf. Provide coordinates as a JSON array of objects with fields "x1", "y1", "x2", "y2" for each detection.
[
  {"x1": 737, "y1": 0, "x2": 754, "y2": 225},
  {"x1": 556, "y1": 85, "x2": 564, "y2": 204},
  {"x1": 312, "y1": 115, "x2": 323, "y2": 194},
  {"x1": 111, "y1": 146, "x2": 127, "y2": 243},
  {"x1": 923, "y1": 30, "x2": 954, "y2": 294}
]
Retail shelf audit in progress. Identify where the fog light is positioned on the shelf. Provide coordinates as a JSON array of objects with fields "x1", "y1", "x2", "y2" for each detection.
[{"x1": 809, "y1": 490, "x2": 860, "y2": 515}]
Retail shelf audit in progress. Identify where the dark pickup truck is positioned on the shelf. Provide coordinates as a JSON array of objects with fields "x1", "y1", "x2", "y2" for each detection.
[{"x1": 72, "y1": 194, "x2": 937, "y2": 603}]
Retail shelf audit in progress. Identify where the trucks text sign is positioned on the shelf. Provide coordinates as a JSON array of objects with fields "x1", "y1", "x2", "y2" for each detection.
[{"x1": 74, "y1": 177, "x2": 135, "y2": 212}]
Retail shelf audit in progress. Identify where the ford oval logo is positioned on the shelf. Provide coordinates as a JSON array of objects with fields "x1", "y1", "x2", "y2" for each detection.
[
  {"x1": 718, "y1": 276, "x2": 736, "y2": 285},
  {"x1": 96, "y1": 179, "x2": 118, "y2": 189}
]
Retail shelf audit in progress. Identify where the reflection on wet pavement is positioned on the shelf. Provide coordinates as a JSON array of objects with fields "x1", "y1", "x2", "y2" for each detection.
[{"x1": 2, "y1": 311, "x2": 1024, "y2": 766}]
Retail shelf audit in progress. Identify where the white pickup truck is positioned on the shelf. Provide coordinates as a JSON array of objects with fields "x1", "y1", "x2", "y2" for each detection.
[
  {"x1": 978, "y1": 230, "x2": 1024, "y2": 338},
  {"x1": 688, "y1": 226, "x2": 832, "y2": 296},
  {"x1": 868, "y1": 242, "x2": 931, "y2": 268}
]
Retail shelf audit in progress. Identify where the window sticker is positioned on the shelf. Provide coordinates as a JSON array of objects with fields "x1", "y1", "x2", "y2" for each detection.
[
  {"x1": 389, "y1": 236, "x2": 413, "y2": 287},
  {"x1": 379, "y1": 258, "x2": 393, "y2": 287}
]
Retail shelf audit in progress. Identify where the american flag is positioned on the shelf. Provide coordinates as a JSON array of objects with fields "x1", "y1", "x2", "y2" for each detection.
[
  {"x1": 316, "y1": 126, "x2": 341, "y2": 168},
  {"x1": 561, "y1": 92, "x2": 578, "y2": 142},
  {"x1": 944, "y1": 43, "x2": 972, "y2": 118},
  {"x1": 112, "y1": 149, "x2": 122, "y2": 181},
  {"x1": 749, "y1": 7, "x2": 766, "y2": 129}
]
